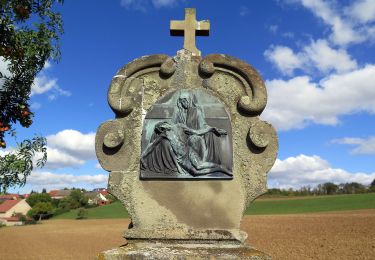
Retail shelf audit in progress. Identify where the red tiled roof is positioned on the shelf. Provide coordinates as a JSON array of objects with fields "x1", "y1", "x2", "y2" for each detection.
[
  {"x1": 49, "y1": 190, "x2": 59, "y2": 197},
  {"x1": 0, "y1": 200, "x2": 20, "y2": 213},
  {"x1": 100, "y1": 190, "x2": 108, "y2": 196},
  {"x1": 0, "y1": 194, "x2": 20, "y2": 200}
]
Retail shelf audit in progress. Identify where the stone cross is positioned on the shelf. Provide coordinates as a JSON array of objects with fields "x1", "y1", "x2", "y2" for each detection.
[{"x1": 170, "y1": 8, "x2": 210, "y2": 56}]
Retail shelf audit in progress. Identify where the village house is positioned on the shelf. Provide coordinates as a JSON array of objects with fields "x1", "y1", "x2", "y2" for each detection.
[
  {"x1": 0, "y1": 194, "x2": 21, "y2": 201},
  {"x1": 85, "y1": 191, "x2": 109, "y2": 206},
  {"x1": 0, "y1": 199, "x2": 31, "y2": 226},
  {"x1": 49, "y1": 190, "x2": 72, "y2": 199}
]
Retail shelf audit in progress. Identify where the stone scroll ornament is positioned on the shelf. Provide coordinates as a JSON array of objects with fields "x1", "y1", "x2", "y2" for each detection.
[{"x1": 96, "y1": 8, "x2": 278, "y2": 259}]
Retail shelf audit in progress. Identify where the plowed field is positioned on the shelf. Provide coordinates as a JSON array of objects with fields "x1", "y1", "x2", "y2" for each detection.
[{"x1": 0, "y1": 210, "x2": 374, "y2": 260}]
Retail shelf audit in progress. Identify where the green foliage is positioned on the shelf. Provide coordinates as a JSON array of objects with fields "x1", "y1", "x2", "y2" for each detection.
[
  {"x1": 28, "y1": 201, "x2": 54, "y2": 220},
  {"x1": 105, "y1": 193, "x2": 117, "y2": 203},
  {"x1": 0, "y1": 0, "x2": 64, "y2": 144},
  {"x1": 26, "y1": 191, "x2": 51, "y2": 207},
  {"x1": 370, "y1": 179, "x2": 375, "y2": 192},
  {"x1": 0, "y1": 136, "x2": 46, "y2": 193},
  {"x1": 76, "y1": 208, "x2": 88, "y2": 220},
  {"x1": 265, "y1": 181, "x2": 373, "y2": 197},
  {"x1": 68, "y1": 189, "x2": 88, "y2": 209},
  {"x1": 0, "y1": 0, "x2": 64, "y2": 193}
]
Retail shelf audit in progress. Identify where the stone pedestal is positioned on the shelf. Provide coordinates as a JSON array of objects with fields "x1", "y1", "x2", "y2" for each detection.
[{"x1": 98, "y1": 240, "x2": 271, "y2": 260}]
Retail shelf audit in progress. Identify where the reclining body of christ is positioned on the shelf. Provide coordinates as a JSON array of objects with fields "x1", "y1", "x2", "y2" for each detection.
[{"x1": 140, "y1": 121, "x2": 232, "y2": 177}]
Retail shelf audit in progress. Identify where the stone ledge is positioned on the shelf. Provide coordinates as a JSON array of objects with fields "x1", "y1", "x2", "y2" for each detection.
[
  {"x1": 125, "y1": 227, "x2": 248, "y2": 243},
  {"x1": 97, "y1": 241, "x2": 271, "y2": 260}
]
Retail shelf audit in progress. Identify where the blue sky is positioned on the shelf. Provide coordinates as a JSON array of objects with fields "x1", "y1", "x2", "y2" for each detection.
[{"x1": 2, "y1": 0, "x2": 375, "y2": 193}]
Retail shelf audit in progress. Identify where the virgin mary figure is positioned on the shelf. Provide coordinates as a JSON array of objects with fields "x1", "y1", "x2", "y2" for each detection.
[{"x1": 172, "y1": 90, "x2": 225, "y2": 165}]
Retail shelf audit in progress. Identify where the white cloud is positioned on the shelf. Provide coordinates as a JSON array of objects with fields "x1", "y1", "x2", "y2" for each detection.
[
  {"x1": 291, "y1": 0, "x2": 374, "y2": 46},
  {"x1": 27, "y1": 171, "x2": 108, "y2": 190},
  {"x1": 264, "y1": 46, "x2": 305, "y2": 76},
  {"x1": 346, "y1": 0, "x2": 375, "y2": 23},
  {"x1": 36, "y1": 130, "x2": 96, "y2": 170},
  {"x1": 44, "y1": 147, "x2": 86, "y2": 169},
  {"x1": 264, "y1": 40, "x2": 357, "y2": 75},
  {"x1": 31, "y1": 75, "x2": 57, "y2": 95},
  {"x1": 0, "y1": 57, "x2": 11, "y2": 77},
  {"x1": 240, "y1": 6, "x2": 249, "y2": 17},
  {"x1": 269, "y1": 24, "x2": 278, "y2": 33},
  {"x1": 0, "y1": 58, "x2": 69, "y2": 100},
  {"x1": 262, "y1": 65, "x2": 375, "y2": 130},
  {"x1": 293, "y1": 0, "x2": 362, "y2": 45},
  {"x1": 303, "y1": 39, "x2": 357, "y2": 73},
  {"x1": 152, "y1": 0, "x2": 176, "y2": 8},
  {"x1": 0, "y1": 57, "x2": 11, "y2": 89},
  {"x1": 47, "y1": 129, "x2": 96, "y2": 161},
  {"x1": 281, "y1": 32, "x2": 294, "y2": 38},
  {"x1": 31, "y1": 74, "x2": 71, "y2": 99},
  {"x1": 120, "y1": 0, "x2": 178, "y2": 11},
  {"x1": 332, "y1": 136, "x2": 375, "y2": 155},
  {"x1": 30, "y1": 102, "x2": 41, "y2": 110},
  {"x1": 269, "y1": 154, "x2": 375, "y2": 189}
]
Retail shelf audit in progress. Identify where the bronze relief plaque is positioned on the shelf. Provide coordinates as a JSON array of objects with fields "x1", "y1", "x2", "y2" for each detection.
[{"x1": 140, "y1": 89, "x2": 233, "y2": 180}]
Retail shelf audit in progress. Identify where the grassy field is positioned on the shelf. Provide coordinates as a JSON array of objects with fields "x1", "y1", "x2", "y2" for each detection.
[
  {"x1": 53, "y1": 193, "x2": 375, "y2": 219},
  {"x1": 53, "y1": 201, "x2": 128, "y2": 219},
  {"x1": 246, "y1": 193, "x2": 375, "y2": 215}
]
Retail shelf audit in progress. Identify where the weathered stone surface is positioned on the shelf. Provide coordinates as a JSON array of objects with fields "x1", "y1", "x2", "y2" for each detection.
[
  {"x1": 97, "y1": 241, "x2": 271, "y2": 260},
  {"x1": 96, "y1": 49, "x2": 278, "y2": 242}
]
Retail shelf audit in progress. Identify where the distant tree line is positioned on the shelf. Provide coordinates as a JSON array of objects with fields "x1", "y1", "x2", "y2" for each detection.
[
  {"x1": 267, "y1": 179, "x2": 375, "y2": 197},
  {"x1": 26, "y1": 189, "x2": 89, "y2": 221},
  {"x1": 25, "y1": 188, "x2": 116, "y2": 221}
]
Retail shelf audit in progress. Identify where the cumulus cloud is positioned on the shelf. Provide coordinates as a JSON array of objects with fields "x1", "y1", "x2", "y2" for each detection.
[
  {"x1": 42, "y1": 130, "x2": 96, "y2": 169},
  {"x1": 290, "y1": 0, "x2": 374, "y2": 46},
  {"x1": 346, "y1": 0, "x2": 375, "y2": 24},
  {"x1": 264, "y1": 46, "x2": 305, "y2": 76},
  {"x1": 262, "y1": 65, "x2": 375, "y2": 130},
  {"x1": 27, "y1": 171, "x2": 108, "y2": 190},
  {"x1": 269, "y1": 154, "x2": 375, "y2": 189},
  {"x1": 303, "y1": 39, "x2": 357, "y2": 73},
  {"x1": 43, "y1": 147, "x2": 86, "y2": 170},
  {"x1": 332, "y1": 136, "x2": 375, "y2": 155},
  {"x1": 264, "y1": 39, "x2": 357, "y2": 75}
]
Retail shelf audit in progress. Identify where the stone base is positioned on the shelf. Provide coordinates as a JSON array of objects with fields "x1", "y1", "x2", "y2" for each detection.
[{"x1": 97, "y1": 240, "x2": 271, "y2": 260}]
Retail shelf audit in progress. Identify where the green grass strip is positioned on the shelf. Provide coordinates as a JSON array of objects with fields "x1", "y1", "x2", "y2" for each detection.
[
  {"x1": 53, "y1": 201, "x2": 128, "y2": 219},
  {"x1": 53, "y1": 193, "x2": 375, "y2": 219},
  {"x1": 246, "y1": 193, "x2": 375, "y2": 215}
]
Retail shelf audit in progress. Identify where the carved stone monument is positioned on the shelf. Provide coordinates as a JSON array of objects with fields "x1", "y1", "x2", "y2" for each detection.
[{"x1": 96, "y1": 8, "x2": 278, "y2": 259}]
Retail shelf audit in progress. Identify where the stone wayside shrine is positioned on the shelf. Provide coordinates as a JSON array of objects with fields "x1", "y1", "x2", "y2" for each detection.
[{"x1": 96, "y1": 8, "x2": 278, "y2": 259}]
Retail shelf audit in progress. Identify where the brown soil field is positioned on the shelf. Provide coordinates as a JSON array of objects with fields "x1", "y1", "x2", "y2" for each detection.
[{"x1": 0, "y1": 210, "x2": 374, "y2": 260}]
